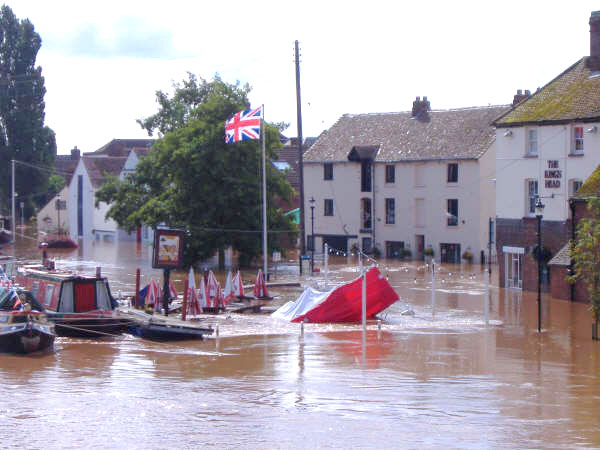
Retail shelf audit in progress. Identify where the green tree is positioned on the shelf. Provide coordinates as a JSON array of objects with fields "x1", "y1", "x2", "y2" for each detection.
[
  {"x1": 0, "y1": 5, "x2": 56, "y2": 217},
  {"x1": 569, "y1": 198, "x2": 600, "y2": 324},
  {"x1": 97, "y1": 76, "x2": 297, "y2": 268}
]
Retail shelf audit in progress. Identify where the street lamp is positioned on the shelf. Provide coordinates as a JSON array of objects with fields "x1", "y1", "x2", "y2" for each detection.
[
  {"x1": 535, "y1": 196, "x2": 545, "y2": 333},
  {"x1": 309, "y1": 197, "x2": 315, "y2": 273}
]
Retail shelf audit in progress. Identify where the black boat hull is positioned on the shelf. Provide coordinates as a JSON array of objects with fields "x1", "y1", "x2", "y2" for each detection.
[
  {"x1": 47, "y1": 313, "x2": 131, "y2": 338},
  {"x1": 129, "y1": 322, "x2": 213, "y2": 341},
  {"x1": 0, "y1": 323, "x2": 55, "y2": 354}
]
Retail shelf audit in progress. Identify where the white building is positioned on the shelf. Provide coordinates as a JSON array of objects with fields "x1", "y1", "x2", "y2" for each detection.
[
  {"x1": 493, "y1": 11, "x2": 600, "y2": 291},
  {"x1": 64, "y1": 139, "x2": 155, "y2": 242},
  {"x1": 302, "y1": 99, "x2": 509, "y2": 264}
]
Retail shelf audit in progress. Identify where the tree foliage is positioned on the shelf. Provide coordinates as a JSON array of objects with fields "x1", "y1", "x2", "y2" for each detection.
[
  {"x1": 569, "y1": 198, "x2": 600, "y2": 322},
  {"x1": 0, "y1": 5, "x2": 56, "y2": 216},
  {"x1": 97, "y1": 76, "x2": 297, "y2": 268}
]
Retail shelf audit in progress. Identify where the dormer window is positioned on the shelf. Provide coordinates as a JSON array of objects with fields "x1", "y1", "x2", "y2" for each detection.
[{"x1": 526, "y1": 129, "x2": 538, "y2": 156}]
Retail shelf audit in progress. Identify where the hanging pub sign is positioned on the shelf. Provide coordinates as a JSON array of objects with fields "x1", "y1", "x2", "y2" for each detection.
[{"x1": 152, "y1": 227, "x2": 185, "y2": 269}]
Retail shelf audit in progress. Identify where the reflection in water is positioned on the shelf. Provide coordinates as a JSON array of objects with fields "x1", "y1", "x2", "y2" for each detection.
[{"x1": 2, "y1": 239, "x2": 600, "y2": 447}]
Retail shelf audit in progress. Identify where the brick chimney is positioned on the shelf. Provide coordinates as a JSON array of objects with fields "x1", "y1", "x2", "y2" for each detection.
[
  {"x1": 411, "y1": 96, "x2": 431, "y2": 121},
  {"x1": 512, "y1": 89, "x2": 530, "y2": 106},
  {"x1": 71, "y1": 146, "x2": 80, "y2": 159},
  {"x1": 587, "y1": 11, "x2": 600, "y2": 70}
]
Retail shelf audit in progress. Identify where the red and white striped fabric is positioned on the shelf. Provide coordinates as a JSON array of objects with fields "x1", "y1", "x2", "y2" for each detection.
[
  {"x1": 233, "y1": 271, "x2": 245, "y2": 298},
  {"x1": 253, "y1": 269, "x2": 270, "y2": 298},
  {"x1": 223, "y1": 271, "x2": 234, "y2": 306},
  {"x1": 206, "y1": 271, "x2": 221, "y2": 308},
  {"x1": 145, "y1": 279, "x2": 161, "y2": 312},
  {"x1": 169, "y1": 280, "x2": 178, "y2": 301},
  {"x1": 198, "y1": 276, "x2": 208, "y2": 309},
  {"x1": 185, "y1": 268, "x2": 202, "y2": 316}
]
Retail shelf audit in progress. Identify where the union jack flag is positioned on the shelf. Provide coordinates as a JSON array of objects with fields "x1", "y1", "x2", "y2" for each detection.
[{"x1": 225, "y1": 106, "x2": 263, "y2": 144}]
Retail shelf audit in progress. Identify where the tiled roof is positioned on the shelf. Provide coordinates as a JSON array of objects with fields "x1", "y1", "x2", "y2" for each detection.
[
  {"x1": 495, "y1": 58, "x2": 600, "y2": 126},
  {"x1": 82, "y1": 156, "x2": 128, "y2": 188},
  {"x1": 88, "y1": 139, "x2": 155, "y2": 157},
  {"x1": 548, "y1": 242, "x2": 571, "y2": 267},
  {"x1": 572, "y1": 164, "x2": 600, "y2": 199},
  {"x1": 273, "y1": 138, "x2": 316, "y2": 192},
  {"x1": 304, "y1": 105, "x2": 509, "y2": 163},
  {"x1": 54, "y1": 154, "x2": 79, "y2": 184}
]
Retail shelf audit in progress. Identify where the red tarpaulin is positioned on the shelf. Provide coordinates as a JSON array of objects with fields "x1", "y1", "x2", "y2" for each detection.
[{"x1": 272, "y1": 267, "x2": 399, "y2": 323}]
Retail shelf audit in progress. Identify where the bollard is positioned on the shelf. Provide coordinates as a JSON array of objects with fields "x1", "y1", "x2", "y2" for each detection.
[
  {"x1": 182, "y1": 279, "x2": 188, "y2": 322},
  {"x1": 96, "y1": 266, "x2": 101, "y2": 278},
  {"x1": 215, "y1": 324, "x2": 219, "y2": 337},
  {"x1": 135, "y1": 268, "x2": 140, "y2": 310},
  {"x1": 484, "y1": 269, "x2": 489, "y2": 323},
  {"x1": 378, "y1": 319, "x2": 382, "y2": 331},
  {"x1": 300, "y1": 320, "x2": 304, "y2": 337}
]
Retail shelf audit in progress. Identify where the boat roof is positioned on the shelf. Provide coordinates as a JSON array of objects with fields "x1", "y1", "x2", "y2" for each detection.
[{"x1": 19, "y1": 265, "x2": 106, "y2": 283}]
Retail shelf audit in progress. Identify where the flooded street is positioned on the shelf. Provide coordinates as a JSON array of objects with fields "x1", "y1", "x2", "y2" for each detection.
[{"x1": 2, "y1": 237, "x2": 600, "y2": 448}]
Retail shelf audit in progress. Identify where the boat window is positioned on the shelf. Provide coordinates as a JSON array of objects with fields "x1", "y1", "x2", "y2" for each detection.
[
  {"x1": 59, "y1": 281, "x2": 74, "y2": 312},
  {"x1": 96, "y1": 281, "x2": 112, "y2": 310},
  {"x1": 44, "y1": 285, "x2": 54, "y2": 306}
]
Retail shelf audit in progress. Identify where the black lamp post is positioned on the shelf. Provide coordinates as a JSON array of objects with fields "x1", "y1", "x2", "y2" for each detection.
[
  {"x1": 309, "y1": 197, "x2": 315, "y2": 273},
  {"x1": 535, "y1": 196, "x2": 545, "y2": 333}
]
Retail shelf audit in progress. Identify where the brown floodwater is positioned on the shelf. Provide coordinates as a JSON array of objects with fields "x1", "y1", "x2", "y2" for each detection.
[{"x1": 1, "y1": 235, "x2": 600, "y2": 448}]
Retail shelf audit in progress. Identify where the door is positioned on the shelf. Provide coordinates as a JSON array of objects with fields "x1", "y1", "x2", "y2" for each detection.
[
  {"x1": 415, "y1": 235, "x2": 424, "y2": 260},
  {"x1": 74, "y1": 282, "x2": 96, "y2": 312},
  {"x1": 505, "y1": 251, "x2": 523, "y2": 289}
]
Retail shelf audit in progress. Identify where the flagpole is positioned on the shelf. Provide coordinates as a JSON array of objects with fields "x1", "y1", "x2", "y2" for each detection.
[{"x1": 261, "y1": 105, "x2": 268, "y2": 280}]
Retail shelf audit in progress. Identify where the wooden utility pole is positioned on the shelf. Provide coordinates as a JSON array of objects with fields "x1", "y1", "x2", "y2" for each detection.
[{"x1": 295, "y1": 40, "x2": 306, "y2": 271}]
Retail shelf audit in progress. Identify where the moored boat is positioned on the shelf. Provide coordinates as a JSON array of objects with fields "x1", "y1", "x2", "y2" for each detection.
[
  {"x1": 0, "y1": 286, "x2": 55, "y2": 354},
  {"x1": 16, "y1": 264, "x2": 132, "y2": 337}
]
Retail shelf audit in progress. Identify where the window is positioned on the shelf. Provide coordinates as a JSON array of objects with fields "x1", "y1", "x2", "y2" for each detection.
[
  {"x1": 570, "y1": 179, "x2": 583, "y2": 196},
  {"x1": 447, "y1": 199, "x2": 458, "y2": 226},
  {"x1": 447, "y1": 163, "x2": 458, "y2": 183},
  {"x1": 414, "y1": 164, "x2": 425, "y2": 186},
  {"x1": 385, "y1": 198, "x2": 395, "y2": 224},
  {"x1": 527, "y1": 129, "x2": 538, "y2": 156},
  {"x1": 361, "y1": 198, "x2": 372, "y2": 229},
  {"x1": 361, "y1": 161, "x2": 372, "y2": 192},
  {"x1": 415, "y1": 198, "x2": 425, "y2": 227},
  {"x1": 362, "y1": 237, "x2": 372, "y2": 253},
  {"x1": 573, "y1": 126, "x2": 584, "y2": 154},
  {"x1": 324, "y1": 163, "x2": 333, "y2": 180},
  {"x1": 526, "y1": 179, "x2": 538, "y2": 215},
  {"x1": 385, "y1": 165, "x2": 395, "y2": 183},
  {"x1": 324, "y1": 199, "x2": 334, "y2": 216}
]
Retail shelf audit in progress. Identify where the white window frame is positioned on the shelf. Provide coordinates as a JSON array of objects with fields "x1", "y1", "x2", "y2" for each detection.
[
  {"x1": 569, "y1": 178, "x2": 583, "y2": 196},
  {"x1": 526, "y1": 179, "x2": 538, "y2": 216},
  {"x1": 385, "y1": 198, "x2": 395, "y2": 225},
  {"x1": 572, "y1": 126, "x2": 584, "y2": 155},
  {"x1": 503, "y1": 246, "x2": 524, "y2": 290},
  {"x1": 526, "y1": 128, "x2": 538, "y2": 156}
]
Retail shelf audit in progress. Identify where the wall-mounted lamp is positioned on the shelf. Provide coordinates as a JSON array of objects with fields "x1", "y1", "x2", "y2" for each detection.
[
  {"x1": 586, "y1": 126, "x2": 598, "y2": 133},
  {"x1": 504, "y1": 130, "x2": 513, "y2": 137}
]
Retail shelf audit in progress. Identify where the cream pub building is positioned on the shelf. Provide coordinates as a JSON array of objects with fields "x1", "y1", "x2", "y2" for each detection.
[{"x1": 493, "y1": 11, "x2": 600, "y2": 291}]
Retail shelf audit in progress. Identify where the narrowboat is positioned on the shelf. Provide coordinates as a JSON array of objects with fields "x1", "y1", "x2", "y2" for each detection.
[
  {"x1": 0, "y1": 286, "x2": 55, "y2": 354},
  {"x1": 16, "y1": 265, "x2": 132, "y2": 337}
]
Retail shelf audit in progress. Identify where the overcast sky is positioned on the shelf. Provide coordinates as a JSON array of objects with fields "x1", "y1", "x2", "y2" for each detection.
[{"x1": 11, "y1": 1, "x2": 600, "y2": 154}]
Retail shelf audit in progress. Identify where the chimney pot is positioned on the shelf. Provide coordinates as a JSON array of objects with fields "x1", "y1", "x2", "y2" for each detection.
[
  {"x1": 517, "y1": 89, "x2": 522, "y2": 95},
  {"x1": 588, "y1": 11, "x2": 600, "y2": 70}
]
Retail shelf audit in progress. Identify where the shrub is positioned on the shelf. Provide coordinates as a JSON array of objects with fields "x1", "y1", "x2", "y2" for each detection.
[
  {"x1": 424, "y1": 247, "x2": 434, "y2": 257},
  {"x1": 462, "y1": 251, "x2": 473, "y2": 262}
]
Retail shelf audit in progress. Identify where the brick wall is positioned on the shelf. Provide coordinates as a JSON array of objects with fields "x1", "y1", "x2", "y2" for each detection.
[
  {"x1": 496, "y1": 218, "x2": 571, "y2": 292},
  {"x1": 550, "y1": 266, "x2": 570, "y2": 300}
]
